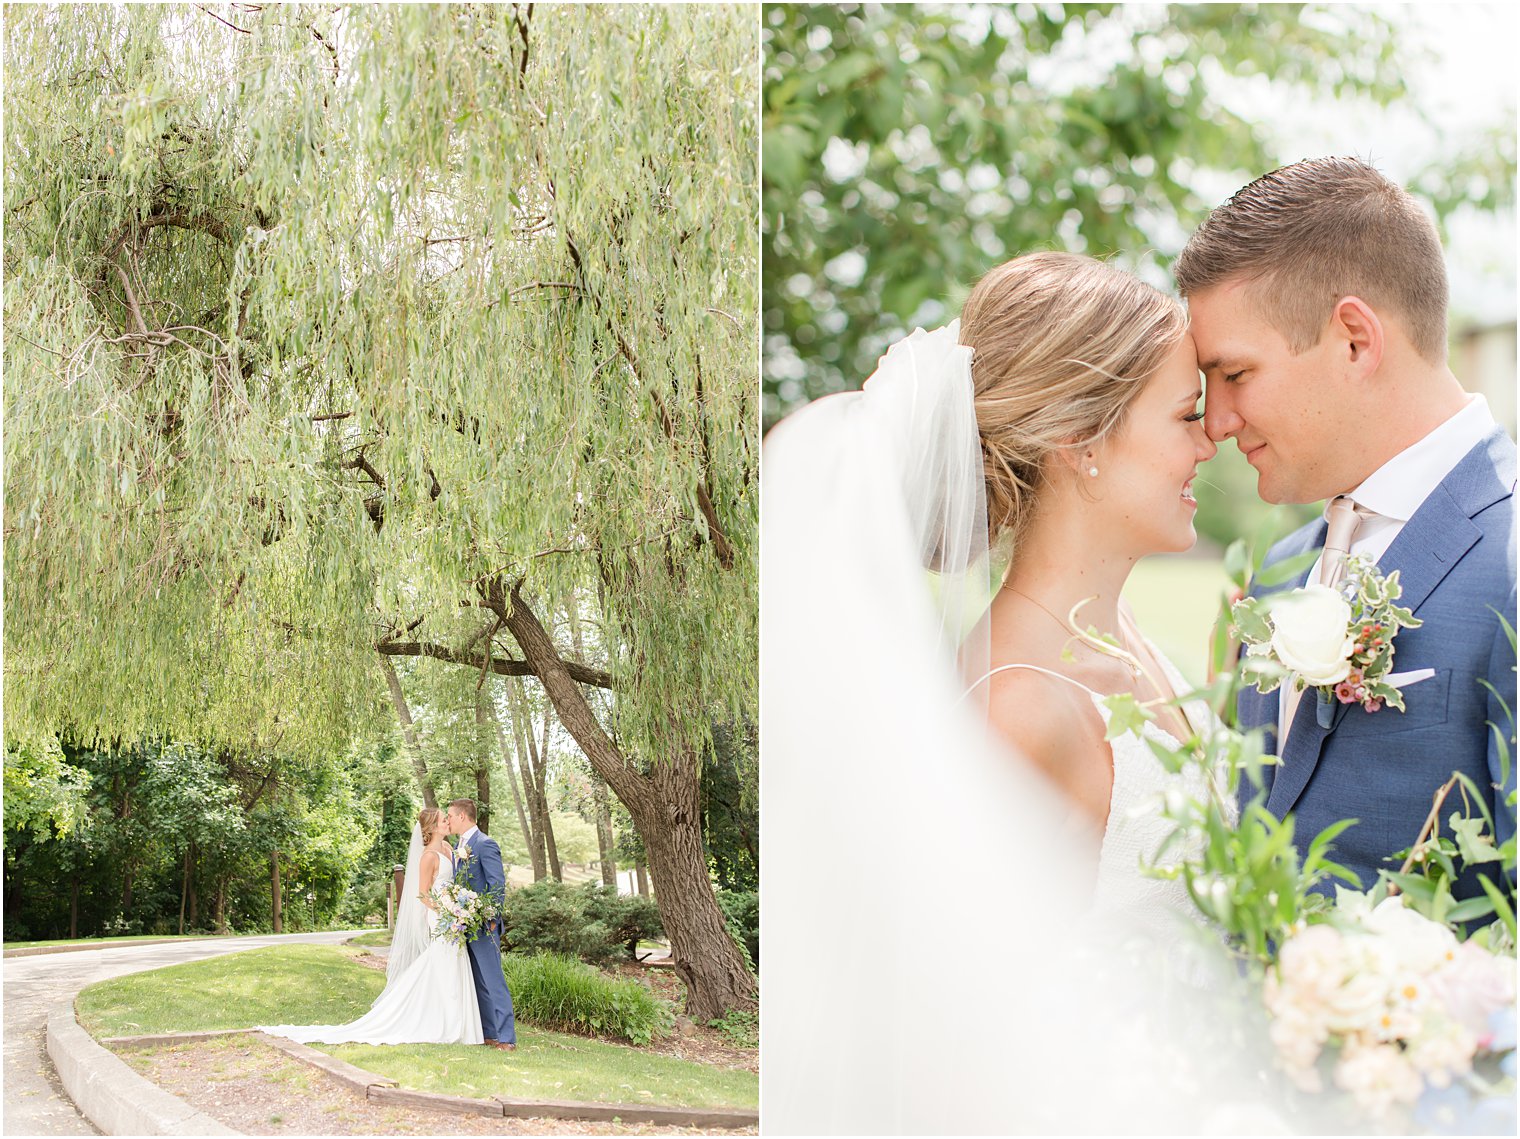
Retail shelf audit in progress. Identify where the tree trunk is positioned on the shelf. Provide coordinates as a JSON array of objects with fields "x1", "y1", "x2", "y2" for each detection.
[
  {"x1": 378, "y1": 653, "x2": 437, "y2": 808},
  {"x1": 533, "y1": 704, "x2": 563, "y2": 880},
  {"x1": 215, "y1": 880, "x2": 227, "y2": 933},
  {"x1": 509, "y1": 676, "x2": 559, "y2": 880},
  {"x1": 507, "y1": 679, "x2": 549, "y2": 878},
  {"x1": 567, "y1": 600, "x2": 620, "y2": 888},
  {"x1": 271, "y1": 851, "x2": 283, "y2": 934},
  {"x1": 187, "y1": 840, "x2": 199, "y2": 928},
  {"x1": 594, "y1": 777, "x2": 617, "y2": 887},
  {"x1": 635, "y1": 858, "x2": 649, "y2": 897},
  {"x1": 489, "y1": 697, "x2": 541, "y2": 877},
  {"x1": 474, "y1": 693, "x2": 492, "y2": 834},
  {"x1": 496, "y1": 581, "x2": 755, "y2": 1018},
  {"x1": 178, "y1": 846, "x2": 190, "y2": 935}
]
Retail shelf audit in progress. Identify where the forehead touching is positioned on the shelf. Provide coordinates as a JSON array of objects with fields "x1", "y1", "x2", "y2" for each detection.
[
  {"x1": 1189, "y1": 280, "x2": 1289, "y2": 372},
  {"x1": 1148, "y1": 333, "x2": 1202, "y2": 398}
]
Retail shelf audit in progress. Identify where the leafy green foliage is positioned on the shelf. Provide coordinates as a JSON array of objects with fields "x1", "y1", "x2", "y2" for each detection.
[
  {"x1": 702, "y1": 717, "x2": 758, "y2": 892},
  {"x1": 501, "y1": 952, "x2": 674, "y2": 1046},
  {"x1": 500, "y1": 878, "x2": 663, "y2": 965},
  {"x1": 716, "y1": 888, "x2": 759, "y2": 972},
  {"x1": 706, "y1": 1006, "x2": 759, "y2": 1049},
  {"x1": 1, "y1": 737, "x2": 387, "y2": 941}
]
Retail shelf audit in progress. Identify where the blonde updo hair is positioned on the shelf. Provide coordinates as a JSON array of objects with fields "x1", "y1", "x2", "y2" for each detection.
[
  {"x1": 418, "y1": 806, "x2": 443, "y2": 846},
  {"x1": 959, "y1": 251, "x2": 1188, "y2": 551}
]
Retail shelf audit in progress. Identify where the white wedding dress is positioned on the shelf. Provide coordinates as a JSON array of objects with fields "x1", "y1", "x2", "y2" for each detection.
[
  {"x1": 261, "y1": 848, "x2": 484, "y2": 1046},
  {"x1": 762, "y1": 324, "x2": 1275, "y2": 1132},
  {"x1": 970, "y1": 645, "x2": 1238, "y2": 934}
]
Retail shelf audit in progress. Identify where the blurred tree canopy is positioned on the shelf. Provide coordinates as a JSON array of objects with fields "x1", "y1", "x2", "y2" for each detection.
[{"x1": 762, "y1": 2, "x2": 1514, "y2": 432}]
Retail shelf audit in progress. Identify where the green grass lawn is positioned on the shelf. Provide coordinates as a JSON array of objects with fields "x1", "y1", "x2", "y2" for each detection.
[
  {"x1": 345, "y1": 929, "x2": 393, "y2": 947},
  {"x1": 78, "y1": 945, "x2": 385, "y2": 1035},
  {"x1": 1123, "y1": 552, "x2": 1234, "y2": 689},
  {"x1": 76, "y1": 943, "x2": 755, "y2": 1110},
  {"x1": 326, "y1": 1034, "x2": 756, "y2": 1109}
]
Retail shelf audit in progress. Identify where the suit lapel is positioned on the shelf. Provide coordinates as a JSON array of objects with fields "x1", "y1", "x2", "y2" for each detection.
[
  {"x1": 1265, "y1": 428, "x2": 1515, "y2": 818},
  {"x1": 1241, "y1": 523, "x2": 1323, "y2": 798}
]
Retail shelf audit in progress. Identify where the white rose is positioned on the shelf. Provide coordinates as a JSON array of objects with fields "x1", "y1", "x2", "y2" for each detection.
[
  {"x1": 1268, "y1": 585, "x2": 1356, "y2": 686},
  {"x1": 1361, "y1": 897, "x2": 1459, "y2": 976}
]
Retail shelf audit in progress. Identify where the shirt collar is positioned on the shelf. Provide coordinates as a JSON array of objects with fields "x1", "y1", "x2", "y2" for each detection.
[
  {"x1": 1344, "y1": 394, "x2": 1496, "y2": 523},
  {"x1": 460, "y1": 825, "x2": 479, "y2": 847}
]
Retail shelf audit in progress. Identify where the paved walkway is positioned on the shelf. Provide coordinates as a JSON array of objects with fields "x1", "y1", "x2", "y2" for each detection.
[{"x1": 3, "y1": 930, "x2": 361, "y2": 1136}]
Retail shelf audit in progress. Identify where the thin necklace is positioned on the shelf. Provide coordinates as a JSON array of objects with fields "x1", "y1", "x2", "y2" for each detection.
[{"x1": 1001, "y1": 584, "x2": 1143, "y2": 678}]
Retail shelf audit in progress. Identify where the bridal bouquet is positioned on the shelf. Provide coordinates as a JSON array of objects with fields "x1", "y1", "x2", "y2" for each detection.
[
  {"x1": 1116, "y1": 539, "x2": 1517, "y2": 1130},
  {"x1": 1265, "y1": 895, "x2": 1516, "y2": 1120},
  {"x1": 429, "y1": 880, "x2": 499, "y2": 948},
  {"x1": 1233, "y1": 554, "x2": 1422, "y2": 714}
]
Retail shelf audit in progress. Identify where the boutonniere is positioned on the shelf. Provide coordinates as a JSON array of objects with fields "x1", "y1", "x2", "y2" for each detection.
[
  {"x1": 456, "y1": 844, "x2": 474, "y2": 866},
  {"x1": 1234, "y1": 555, "x2": 1423, "y2": 713}
]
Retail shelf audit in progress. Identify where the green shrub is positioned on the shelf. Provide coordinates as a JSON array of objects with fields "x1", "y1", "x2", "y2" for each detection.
[
  {"x1": 502, "y1": 879, "x2": 664, "y2": 965},
  {"x1": 503, "y1": 952, "x2": 674, "y2": 1046},
  {"x1": 716, "y1": 889, "x2": 758, "y2": 972}
]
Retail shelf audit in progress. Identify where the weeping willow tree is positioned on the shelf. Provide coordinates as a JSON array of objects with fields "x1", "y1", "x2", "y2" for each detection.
[{"x1": 4, "y1": 4, "x2": 757, "y2": 1015}]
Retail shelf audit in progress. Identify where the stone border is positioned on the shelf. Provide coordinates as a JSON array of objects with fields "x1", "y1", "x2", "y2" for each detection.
[
  {"x1": 47, "y1": 1008, "x2": 240, "y2": 1136},
  {"x1": 104, "y1": 1028, "x2": 759, "y2": 1130}
]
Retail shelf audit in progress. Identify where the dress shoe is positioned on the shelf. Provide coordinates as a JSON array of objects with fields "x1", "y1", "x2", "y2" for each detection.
[{"x1": 490, "y1": 1040, "x2": 516, "y2": 1051}]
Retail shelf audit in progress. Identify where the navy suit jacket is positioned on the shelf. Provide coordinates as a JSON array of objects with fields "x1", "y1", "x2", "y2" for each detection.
[
  {"x1": 1239, "y1": 427, "x2": 1517, "y2": 902},
  {"x1": 456, "y1": 830, "x2": 507, "y2": 923}
]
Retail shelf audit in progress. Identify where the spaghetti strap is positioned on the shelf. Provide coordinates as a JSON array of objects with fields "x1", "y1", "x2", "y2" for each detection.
[{"x1": 961, "y1": 663, "x2": 1105, "y2": 703}]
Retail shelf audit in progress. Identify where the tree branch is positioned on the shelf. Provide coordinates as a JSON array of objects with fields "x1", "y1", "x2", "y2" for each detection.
[{"x1": 375, "y1": 638, "x2": 614, "y2": 689}]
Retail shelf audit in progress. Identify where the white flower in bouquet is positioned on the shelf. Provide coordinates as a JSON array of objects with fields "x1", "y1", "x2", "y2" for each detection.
[
  {"x1": 1405, "y1": 1014, "x2": 1479, "y2": 1089},
  {"x1": 1360, "y1": 896, "x2": 1459, "y2": 975},
  {"x1": 1267, "y1": 585, "x2": 1356, "y2": 686},
  {"x1": 1333, "y1": 1040, "x2": 1424, "y2": 1117}
]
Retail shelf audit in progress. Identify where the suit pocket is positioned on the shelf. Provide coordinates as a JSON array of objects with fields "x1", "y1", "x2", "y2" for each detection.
[{"x1": 1370, "y1": 668, "x2": 1451, "y2": 735}]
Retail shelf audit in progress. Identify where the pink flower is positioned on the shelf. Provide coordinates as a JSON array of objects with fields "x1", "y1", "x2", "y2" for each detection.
[
  {"x1": 1335, "y1": 680, "x2": 1360, "y2": 703},
  {"x1": 1362, "y1": 696, "x2": 1384, "y2": 713}
]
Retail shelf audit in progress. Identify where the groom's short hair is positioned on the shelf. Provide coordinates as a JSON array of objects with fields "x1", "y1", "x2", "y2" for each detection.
[
  {"x1": 1175, "y1": 156, "x2": 1448, "y2": 363},
  {"x1": 449, "y1": 797, "x2": 477, "y2": 822}
]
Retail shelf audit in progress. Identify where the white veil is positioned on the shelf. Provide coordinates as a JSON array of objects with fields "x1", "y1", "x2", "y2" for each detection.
[
  {"x1": 761, "y1": 324, "x2": 1272, "y2": 1133},
  {"x1": 384, "y1": 823, "x2": 430, "y2": 991}
]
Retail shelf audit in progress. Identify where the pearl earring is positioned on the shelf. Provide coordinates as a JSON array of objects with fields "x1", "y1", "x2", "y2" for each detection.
[{"x1": 1087, "y1": 466, "x2": 1099, "y2": 478}]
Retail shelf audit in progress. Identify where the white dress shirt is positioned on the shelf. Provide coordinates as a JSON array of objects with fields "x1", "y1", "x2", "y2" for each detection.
[
  {"x1": 1279, "y1": 394, "x2": 1498, "y2": 743},
  {"x1": 457, "y1": 824, "x2": 479, "y2": 864}
]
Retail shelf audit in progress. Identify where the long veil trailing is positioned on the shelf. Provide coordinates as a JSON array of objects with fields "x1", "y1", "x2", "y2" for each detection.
[
  {"x1": 761, "y1": 325, "x2": 1271, "y2": 1134},
  {"x1": 384, "y1": 823, "x2": 430, "y2": 991}
]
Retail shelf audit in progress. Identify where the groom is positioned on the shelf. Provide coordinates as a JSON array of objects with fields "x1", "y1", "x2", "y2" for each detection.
[
  {"x1": 444, "y1": 798, "x2": 517, "y2": 1049},
  {"x1": 1176, "y1": 156, "x2": 1516, "y2": 904}
]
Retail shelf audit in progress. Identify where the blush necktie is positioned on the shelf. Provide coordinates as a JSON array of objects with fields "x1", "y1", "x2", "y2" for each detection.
[{"x1": 1282, "y1": 496, "x2": 1371, "y2": 746}]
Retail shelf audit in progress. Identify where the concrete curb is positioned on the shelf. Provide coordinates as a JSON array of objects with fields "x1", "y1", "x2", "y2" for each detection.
[
  {"x1": 104, "y1": 1027, "x2": 759, "y2": 1129},
  {"x1": 46, "y1": 1008, "x2": 240, "y2": 1136}
]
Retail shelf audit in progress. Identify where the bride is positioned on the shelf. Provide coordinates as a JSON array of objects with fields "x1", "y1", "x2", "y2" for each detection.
[
  {"x1": 261, "y1": 807, "x2": 483, "y2": 1046},
  {"x1": 761, "y1": 251, "x2": 1260, "y2": 1133}
]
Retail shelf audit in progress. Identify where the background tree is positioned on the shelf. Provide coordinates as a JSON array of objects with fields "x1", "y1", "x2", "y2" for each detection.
[
  {"x1": 762, "y1": 2, "x2": 1515, "y2": 557},
  {"x1": 5, "y1": 4, "x2": 757, "y2": 1015}
]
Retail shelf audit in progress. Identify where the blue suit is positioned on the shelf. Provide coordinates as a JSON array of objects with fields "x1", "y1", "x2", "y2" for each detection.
[
  {"x1": 455, "y1": 829, "x2": 516, "y2": 1044},
  {"x1": 1240, "y1": 428, "x2": 1517, "y2": 907}
]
